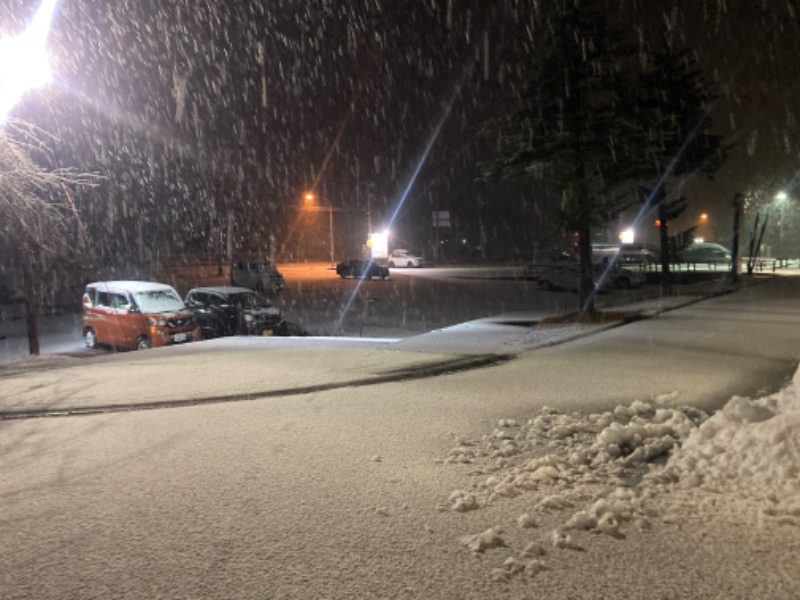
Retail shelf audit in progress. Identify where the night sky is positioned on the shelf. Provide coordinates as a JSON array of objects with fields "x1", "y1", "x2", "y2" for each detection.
[{"x1": 3, "y1": 0, "x2": 799, "y2": 263}]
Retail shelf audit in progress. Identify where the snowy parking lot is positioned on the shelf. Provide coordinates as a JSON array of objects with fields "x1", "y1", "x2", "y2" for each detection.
[{"x1": 1, "y1": 274, "x2": 799, "y2": 598}]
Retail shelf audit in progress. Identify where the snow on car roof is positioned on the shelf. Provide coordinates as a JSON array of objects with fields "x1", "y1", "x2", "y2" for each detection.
[
  {"x1": 686, "y1": 242, "x2": 730, "y2": 250},
  {"x1": 187, "y1": 286, "x2": 256, "y2": 294},
  {"x1": 85, "y1": 280, "x2": 179, "y2": 293}
]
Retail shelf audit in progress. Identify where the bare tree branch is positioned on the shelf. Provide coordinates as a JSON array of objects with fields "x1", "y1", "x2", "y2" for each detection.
[{"x1": 0, "y1": 120, "x2": 100, "y2": 256}]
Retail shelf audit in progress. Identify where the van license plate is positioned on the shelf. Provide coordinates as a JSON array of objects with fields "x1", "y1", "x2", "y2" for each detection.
[
  {"x1": 174, "y1": 333, "x2": 187, "y2": 342},
  {"x1": 262, "y1": 330, "x2": 273, "y2": 336}
]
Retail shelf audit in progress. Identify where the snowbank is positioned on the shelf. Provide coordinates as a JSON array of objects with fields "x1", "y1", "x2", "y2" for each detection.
[
  {"x1": 660, "y1": 369, "x2": 800, "y2": 500},
  {"x1": 440, "y1": 364, "x2": 800, "y2": 579}
]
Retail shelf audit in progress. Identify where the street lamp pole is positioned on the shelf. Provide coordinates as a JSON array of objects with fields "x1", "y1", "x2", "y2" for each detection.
[
  {"x1": 367, "y1": 194, "x2": 372, "y2": 240},
  {"x1": 327, "y1": 199, "x2": 334, "y2": 264},
  {"x1": 304, "y1": 193, "x2": 335, "y2": 264}
]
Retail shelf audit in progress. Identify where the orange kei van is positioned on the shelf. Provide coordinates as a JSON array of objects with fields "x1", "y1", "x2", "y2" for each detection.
[{"x1": 82, "y1": 281, "x2": 200, "y2": 351}]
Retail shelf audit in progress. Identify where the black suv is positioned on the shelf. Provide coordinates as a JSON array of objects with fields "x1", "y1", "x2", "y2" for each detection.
[
  {"x1": 335, "y1": 260, "x2": 389, "y2": 280},
  {"x1": 185, "y1": 286, "x2": 287, "y2": 338}
]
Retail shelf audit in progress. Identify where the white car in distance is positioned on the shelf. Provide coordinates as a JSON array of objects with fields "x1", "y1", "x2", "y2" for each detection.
[{"x1": 387, "y1": 249, "x2": 424, "y2": 268}]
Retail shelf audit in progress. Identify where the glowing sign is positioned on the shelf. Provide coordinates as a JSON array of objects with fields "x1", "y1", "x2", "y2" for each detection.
[{"x1": 369, "y1": 231, "x2": 388, "y2": 259}]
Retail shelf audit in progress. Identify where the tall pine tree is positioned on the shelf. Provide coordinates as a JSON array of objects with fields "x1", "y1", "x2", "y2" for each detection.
[
  {"x1": 625, "y1": 44, "x2": 727, "y2": 294},
  {"x1": 478, "y1": 0, "x2": 636, "y2": 316}
]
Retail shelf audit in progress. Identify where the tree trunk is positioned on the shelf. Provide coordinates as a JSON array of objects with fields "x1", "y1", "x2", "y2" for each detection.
[
  {"x1": 578, "y1": 220, "x2": 595, "y2": 317},
  {"x1": 746, "y1": 213, "x2": 760, "y2": 275},
  {"x1": 21, "y1": 246, "x2": 40, "y2": 356},
  {"x1": 753, "y1": 212, "x2": 769, "y2": 270}
]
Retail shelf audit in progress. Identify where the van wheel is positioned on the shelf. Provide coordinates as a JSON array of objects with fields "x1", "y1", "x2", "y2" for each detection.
[
  {"x1": 84, "y1": 328, "x2": 97, "y2": 349},
  {"x1": 388, "y1": 261, "x2": 396, "y2": 268},
  {"x1": 136, "y1": 336, "x2": 151, "y2": 350}
]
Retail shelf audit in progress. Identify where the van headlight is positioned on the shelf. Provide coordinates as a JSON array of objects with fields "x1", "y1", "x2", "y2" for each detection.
[
  {"x1": 244, "y1": 314, "x2": 254, "y2": 322},
  {"x1": 148, "y1": 317, "x2": 167, "y2": 326}
]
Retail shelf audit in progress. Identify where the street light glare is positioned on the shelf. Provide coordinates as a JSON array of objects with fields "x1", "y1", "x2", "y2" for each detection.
[
  {"x1": 775, "y1": 191, "x2": 788, "y2": 201},
  {"x1": 0, "y1": 0, "x2": 58, "y2": 123}
]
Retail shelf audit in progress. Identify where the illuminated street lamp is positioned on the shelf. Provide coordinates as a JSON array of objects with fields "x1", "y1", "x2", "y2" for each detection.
[
  {"x1": 304, "y1": 192, "x2": 335, "y2": 264},
  {"x1": 0, "y1": 0, "x2": 58, "y2": 123},
  {"x1": 694, "y1": 212, "x2": 710, "y2": 244}
]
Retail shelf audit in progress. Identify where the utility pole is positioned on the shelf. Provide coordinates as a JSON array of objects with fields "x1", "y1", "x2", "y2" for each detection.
[
  {"x1": 328, "y1": 202, "x2": 334, "y2": 264},
  {"x1": 367, "y1": 193, "x2": 372, "y2": 238},
  {"x1": 730, "y1": 193, "x2": 743, "y2": 282},
  {"x1": 656, "y1": 185, "x2": 672, "y2": 296},
  {"x1": 303, "y1": 193, "x2": 335, "y2": 264}
]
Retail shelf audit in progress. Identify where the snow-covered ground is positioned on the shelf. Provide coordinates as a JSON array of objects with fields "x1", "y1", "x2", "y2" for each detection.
[{"x1": 1, "y1": 275, "x2": 799, "y2": 598}]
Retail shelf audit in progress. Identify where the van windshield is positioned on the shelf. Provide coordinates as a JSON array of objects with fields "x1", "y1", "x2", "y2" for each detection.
[{"x1": 133, "y1": 289, "x2": 185, "y2": 313}]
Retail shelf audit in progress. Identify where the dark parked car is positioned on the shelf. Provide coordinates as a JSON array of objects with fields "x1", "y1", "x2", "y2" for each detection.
[
  {"x1": 335, "y1": 260, "x2": 389, "y2": 280},
  {"x1": 185, "y1": 286, "x2": 287, "y2": 338}
]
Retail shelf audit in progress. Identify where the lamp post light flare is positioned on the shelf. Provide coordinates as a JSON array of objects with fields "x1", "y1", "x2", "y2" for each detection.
[
  {"x1": 774, "y1": 191, "x2": 790, "y2": 259},
  {"x1": 0, "y1": 0, "x2": 58, "y2": 124}
]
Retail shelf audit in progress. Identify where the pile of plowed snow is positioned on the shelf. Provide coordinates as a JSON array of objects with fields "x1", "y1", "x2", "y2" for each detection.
[{"x1": 439, "y1": 368, "x2": 800, "y2": 580}]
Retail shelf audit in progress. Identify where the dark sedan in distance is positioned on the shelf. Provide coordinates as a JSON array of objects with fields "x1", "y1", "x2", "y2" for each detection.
[
  {"x1": 335, "y1": 259, "x2": 389, "y2": 280},
  {"x1": 680, "y1": 243, "x2": 732, "y2": 264},
  {"x1": 185, "y1": 286, "x2": 287, "y2": 338}
]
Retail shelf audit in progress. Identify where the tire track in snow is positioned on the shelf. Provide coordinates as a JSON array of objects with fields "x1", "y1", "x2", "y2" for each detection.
[{"x1": 0, "y1": 353, "x2": 512, "y2": 420}]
